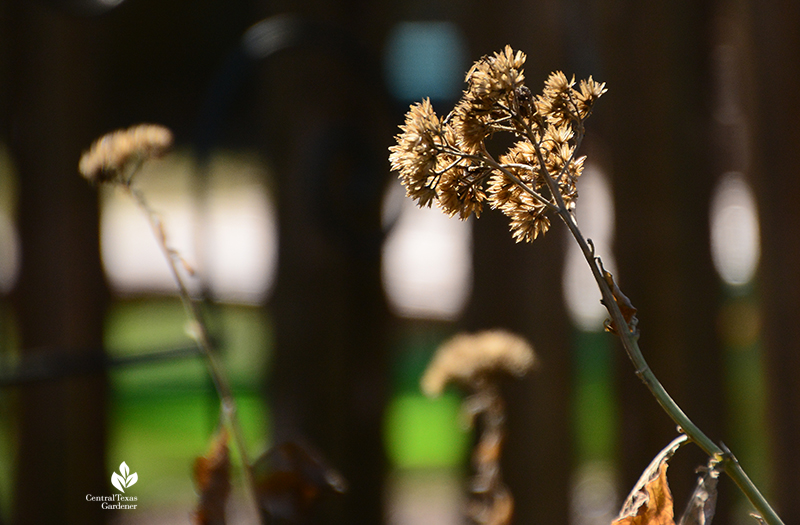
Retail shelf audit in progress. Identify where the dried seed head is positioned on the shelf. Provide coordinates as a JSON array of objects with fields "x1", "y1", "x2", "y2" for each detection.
[
  {"x1": 79, "y1": 124, "x2": 173, "y2": 183},
  {"x1": 452, "y1": 101, "x2": 490, "y2": 154},
  {"x1": 389, "y1": 99, "x2": 442, "y2": 207},
  {"x1": 389, "y1": 46, "x2": 607, "y2": 244},
  {"x1": 574, "y1": 77, "x2": 607, "y2": 118},
  {"x1": 466, "y1": 46, "x2": 526, "y2": 101},
  {"x1": 421, "y1": 330, "x2": 536, "y2": 397}
]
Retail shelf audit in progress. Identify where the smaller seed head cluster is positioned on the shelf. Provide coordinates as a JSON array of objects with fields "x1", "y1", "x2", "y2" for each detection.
[
  {"x1": 421, "y1": 330, "x2": 536, "y2": 397},
  {"x1": 390, "y1": 46, "x2": 606, "y2": 242},
  {"x1": 79, "y1": 124, "x2": 173, "y2": 184}
]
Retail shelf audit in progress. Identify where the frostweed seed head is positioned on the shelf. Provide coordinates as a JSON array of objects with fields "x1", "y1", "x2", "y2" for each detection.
[
  {"x1": 466, "y1": 45, "x2": 527, "y2": 104},
  {"x1": 389, "y1": 46, "x2": 605, "y2": 240},
  {"x1": 389, "y1": 98, "x2": 442, "y2": 207},
  {"x1": 575, "y1": 76, "x2": 607, "y2": 118},
  {"x1": 435, "y1": 152, "x2": 489, "y2": 220},
  {"x1": 544, "y1": 70, "x2": 573, "y2": 94},
  {"x1": 421, "y1": 330, "x2": 536, "y2": 397},
  {"x1": 536, "y1": 71, "x2": 577, "y2": 126},
  {"x1": 488, "y1": 142, "x2": 552, "y2": 242},
  {"x1": 451, "y1": 100, "x2": 489, "y2": 154},
  {"x1": 79, "y1": 124, "x2": 173, "y2": 183}
]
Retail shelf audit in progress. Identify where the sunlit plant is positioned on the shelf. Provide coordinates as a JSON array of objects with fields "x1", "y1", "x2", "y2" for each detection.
[
  {"x1": 391, "y1": 46, "x2": 783, "y2": 525},
  {"x1": 421, "y1": 330, "x2": 535, "y2": 525},
  {"x1": 79, "y1": 125, "x2": 258, "y2": 522}
]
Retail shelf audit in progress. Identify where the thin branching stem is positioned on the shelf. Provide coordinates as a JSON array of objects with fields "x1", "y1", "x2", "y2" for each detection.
[
  {"x1": 524, "y1": 145, "x2": 785, "y2": 524},
  {"x1": 125, "y1": 183, "x2": 261, "y2": 520},
  {"x1": 498, "y1": 104, "x2": 782, "y2": 523},
  {"x1": 475, "y1": 147, "x2": 559, "y2": 212},
  {"x1": 437, "y1": 142, "x2": 557, "y2": 211}
]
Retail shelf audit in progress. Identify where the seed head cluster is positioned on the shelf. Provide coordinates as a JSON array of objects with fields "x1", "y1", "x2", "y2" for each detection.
[
  {"x1": 421, "y1": 330, "x2": 536, "y2": 397},
  {"x1": 79, "y1": 124, "x2": 173, "y2": 184},
  {"x1": 390, "y1": 46, "x2": 606, "y2": 242}
]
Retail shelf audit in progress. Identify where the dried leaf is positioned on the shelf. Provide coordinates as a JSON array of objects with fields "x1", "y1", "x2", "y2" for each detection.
[
  {"x1": 467, "y1": 485, "x2": 514, "y2": 525},
  {"x1": 601, "y1": 266, "x2": 638, "y2": 335},
  {"x1": 253, "y1": 440, "x2": 347, "y2": 523},
  {"x1": 613, "y1": 435, "x2": 688, "y2": 525},
  {"x1": 678, "y1": 456, "x2": 722, "y2": 525},
  {"x1": 193, "y1": 428, "x2": 231, "y2": 525}
]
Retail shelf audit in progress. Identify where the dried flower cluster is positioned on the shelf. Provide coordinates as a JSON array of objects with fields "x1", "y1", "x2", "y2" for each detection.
[
  {"x1": 390, "y1": 46, "x2": 606, "y2": 242},
  {"x1": 79, "y1": 124, "x2": 173, "y2": 184},
  {"x1": 421, "y1": 329, "x2": 535, "y2": 397},
  {"x1": 422, "y1": 329, "x2": 533, "y2": 525}
]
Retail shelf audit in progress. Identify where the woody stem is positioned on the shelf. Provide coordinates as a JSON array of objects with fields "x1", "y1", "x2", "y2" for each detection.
[
  {"x1": 125, "y1": 184, "x2": 261, "y2": 520},
  {"x1": 554, "y1": 200, "x2": 783, "y2": 525}
]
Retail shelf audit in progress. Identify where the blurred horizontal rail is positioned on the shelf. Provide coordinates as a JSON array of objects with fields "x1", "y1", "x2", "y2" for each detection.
[{"x1": 0, "y1": 345, "x2": 206, "y2": 387}]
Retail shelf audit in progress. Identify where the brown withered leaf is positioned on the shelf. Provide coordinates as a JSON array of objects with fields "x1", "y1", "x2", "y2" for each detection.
[
  {"x1": 678, "y1": 456, "x2": 722, "y2": 525},
  {"x1": 467, "y1": 485, "x2": 514, "y2": 525},
  {"x1": 613, "y1": 435, "x2": 688, "y2": 525},
  {"x1": 253, "y1": 440, "x2": 347, "y2": 523},
  {"x1": 193, "y1": 428, "x2": 231, "y2": 525},
  {"x1": 600, "y1": 265, "x2": 638, "y2": 335}
]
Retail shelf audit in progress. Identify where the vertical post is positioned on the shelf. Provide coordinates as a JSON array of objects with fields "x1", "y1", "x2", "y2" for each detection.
[
  {"x1": 258, "y1": 32, "x2": 393, "y2": 523},
  {"x1": 596, "y1": 0, "x2": 726, "y2": 509},
  {"x1": 464, "y1": 212, "x2": 573, "y2": 525},
  {"x1": 7, "y1": 3, "x2": 108, "y2": 523},
  {"x1": 461, "y1": 2, "x2": 574, "y2": 522},
  {"x1": 749, "y1": 1, "x2": 800, "y2": 521}
]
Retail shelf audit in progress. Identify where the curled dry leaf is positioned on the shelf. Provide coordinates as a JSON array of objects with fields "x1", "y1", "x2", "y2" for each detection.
[
  {"x1": 467, "y1": 485, "x2": 514, "y2": 525},
  {"x1": 600, "y1": 264, "x2": 638, "y2": 336},
  {"x1": 613, "y1": 435, "x2": 688, "y2": 525},
  {"x1": 678, "y1": 456, "x2": 722, "y2": 525},
  {"x1": 253, "y1": 440, "x2": 347, "y2": 523},
  {"x1": 193, "y1": 428, "x2": 231, "y2": 525}
]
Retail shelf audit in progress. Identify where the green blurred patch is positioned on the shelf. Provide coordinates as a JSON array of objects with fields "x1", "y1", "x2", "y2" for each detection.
[
  {"x1": 108, "y1": 390, "x2": 270, "y2": 506},
  {"x1": 384, "y1": 392, "x2": 470, "y2": 469},
  {"x1": 104, "y1": 299, "x2": 272, "y2": 390},
  {"x1": 572, "y1": 329, "x2": 617, "y2": 464},
  {"x1": 105, "y1": 299, "x2": 272, "y2": 505}
]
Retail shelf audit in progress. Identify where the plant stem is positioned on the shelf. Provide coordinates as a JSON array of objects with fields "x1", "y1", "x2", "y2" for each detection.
[
  {"x1": 555, "y1": 204, "x2": 783, "y2": 525},
  {"x1": 508, "y1": 112, "x2": 783, "y2": 522},
  {"x1": 476, "y1": 148, "x2": 559, "y2": 212},
  {"x1": 126, "y1": 185, "x2": 261, "y2": 520},
  {"x1": 465, "y1": 379, "x2": 513, "y2": 525}
]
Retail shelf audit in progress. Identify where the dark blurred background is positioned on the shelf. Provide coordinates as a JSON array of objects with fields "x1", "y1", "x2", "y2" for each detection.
[{"x1": 0, "y1": 0, "x2": 798, "y2": 524}]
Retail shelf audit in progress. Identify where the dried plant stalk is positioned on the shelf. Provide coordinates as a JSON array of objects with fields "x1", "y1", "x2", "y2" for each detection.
[
  {"x1": 393, "y1": 47, "x2": 782, "y2": 525},
  {"x1": 422, "y1": 330, "x2": 535, "y2": 525},
  {"x1": 80, "y1": 125, "x2": 260, "y2": 521}
]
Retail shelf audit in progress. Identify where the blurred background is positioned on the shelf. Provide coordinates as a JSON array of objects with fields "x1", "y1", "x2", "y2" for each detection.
[{"x1": 0, "y1": 0, "x2": 798, "y2": 523}]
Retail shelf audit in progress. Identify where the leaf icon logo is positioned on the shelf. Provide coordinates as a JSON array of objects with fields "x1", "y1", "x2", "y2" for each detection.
[{"x1": 111, "y1": 461, "x2": 138, "y2": 493}]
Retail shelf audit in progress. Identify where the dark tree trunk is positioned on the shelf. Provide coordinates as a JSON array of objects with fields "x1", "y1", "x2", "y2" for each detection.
[
  {"x1": 458, "y1": 3, "x2": 586, "y2": 523},
  {"x1": 464, "y1": 212, "x2": 573, "y2": 525}
]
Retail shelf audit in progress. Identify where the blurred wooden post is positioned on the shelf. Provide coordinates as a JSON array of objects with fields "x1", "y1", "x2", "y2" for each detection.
[
  {"x1": 7, "y1": 3, "x2": 109, "y2": 524},
  {"x1": 258, "y1": 33, "x2": 392, "y2": 523},
  {"x1": 749, "y1": 1, "x2": 800, "y2": 521},
  {"x1": 464, "y1": 215, "x2": 573, "y2": 525},
  {"x1": 596, "y1": 0, "x2": 728, "y2": 509},
  {"x1": 460, "y1": 3, "x2": 575, "y2": 523}
]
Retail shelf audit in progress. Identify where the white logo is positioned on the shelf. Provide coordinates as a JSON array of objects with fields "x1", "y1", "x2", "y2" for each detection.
[{"x1": 111, "y1": 462, "x2": 138, "y2": 493}]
